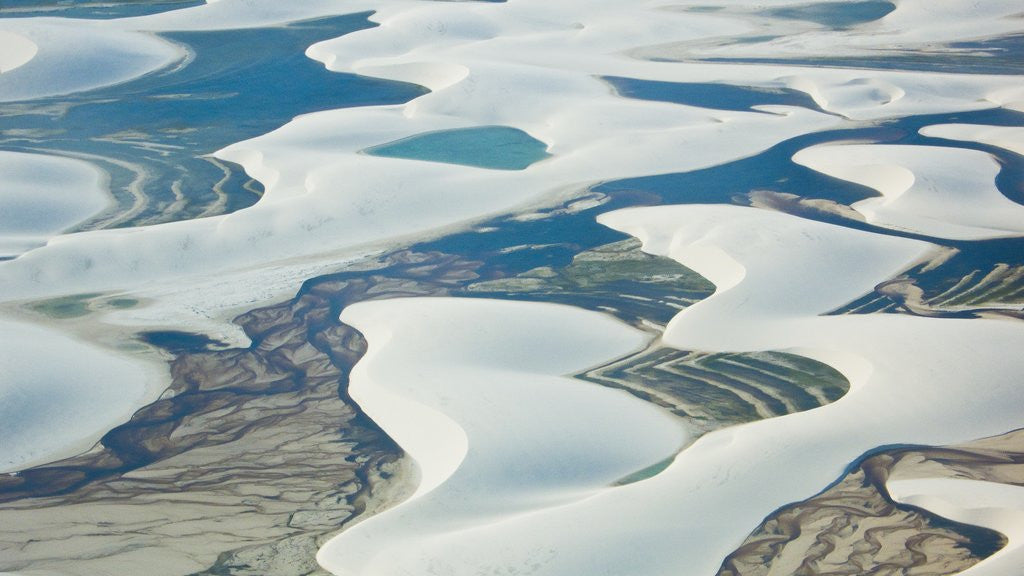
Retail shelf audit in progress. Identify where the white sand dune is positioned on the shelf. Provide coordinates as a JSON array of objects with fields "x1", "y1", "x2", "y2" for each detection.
[
  {"x1": 0, "y1": 318, "x2": 164, "y2": 473},
  {"x1": 6, "y1": 0, "x2": 1023, "y2": 310},
  {"x1": 0, "y1": 30, "x2": 36, "y2": 74},
  {"x1": 0, "y1": 151, "x2": 111, "y2": 258},
  {"x1": 794, "y1": 143, "x2": 1024, "y2": 239},
  {"x1": 888, "y1": 478, "x2": 1024, "y2": 576},
  {"x1": 315, "y1": 203, "x2": 1024, "y2": 575},
  {"x1": 0, "y1": 1, "x2": 384, "y2": 102},
  {"x1": 0, "y1": 60, "x2": 840, "y2": 305},
  {"x1": 319, "y1": 297, "x2": 686, "y2": 575},
  {"x1": 0, "y1": 21, "x2": 182, "y2": 103},
  {"x1": 4, "y1": 0, "x2": 1022, "y2": 309},
  {"x1": 922, "y1": 124, "x2": 1024, "y2": 157}
]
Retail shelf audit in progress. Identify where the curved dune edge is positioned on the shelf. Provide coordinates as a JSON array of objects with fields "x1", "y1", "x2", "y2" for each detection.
[
  {"x1": 7, "y1": 0, "x2": 1024, "y2": 310},
  {"x1": 888, "y1": 479, "x2": 1024, "y2": 575},
  {"x1": 0, "y1": 2, "x2": 373, "y2": 103},
  {"x1": 0, "y1": 318, "x2": 165, "y2": 473},
  {"x1": 921, "y1": 124, "x2": 1024, "y2": 157},
  {"x1": 0, "y1": 30, "x2": 36, "y2": 74},
  {"x1": 716, "y1": 425, "x2": 1024, "y2": 574},
  {"x1": 0, "y1": 24, "x2": 182, "y2": 103},
  {"x1": 793, "y1": 143, "x2": 1024, "y2": 240},
  {"x1": 320, "y1": 297, "x2": 687, "y2": 574},
  {"x1": 881, "y1": 427, "x2": 1024, "y2": 576},
  {"x1": 320, "y1": 203, "x2": 1024, "y2": 576},
  {"x1": 0, "y1": 151, "x2": 111, "y2": 258}
]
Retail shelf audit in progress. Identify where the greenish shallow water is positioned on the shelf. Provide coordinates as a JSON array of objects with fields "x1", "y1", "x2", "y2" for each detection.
[
  {"x1": 0, "y1": 0, "x2": 203, "y2": 19},
  {"x1": 363, "y1": 126, "x2": 551, "y2": 170}
]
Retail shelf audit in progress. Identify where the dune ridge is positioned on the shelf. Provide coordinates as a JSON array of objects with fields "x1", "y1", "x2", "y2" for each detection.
[
  {"x1": 0, "y1": 151, "x2": 111, "y2": 258},
  {"x1": 921, "y1": 124, "x2": 1024, "y2": 156},
  {"x1": 316, "y1": 203, "x2": 1024, "y2": 574},
  {"x1": 793, "y1": 143, "x2": 1024, "y2": 240},
  {"x1": 320, "y1": 297, "x2": 687, "y2": 575},
  {"x1": 0, "y1": 318, "x2": 164, "y2": 473},
  {"x1": 7, "y1": 0, "x2": 1024, "y2": 309},
  {"x1": 0, "y1": 30, "x2": 35, "y2": 73},
  {"x1": 889, "y1": 479, "x2": 1024, "y2": 575}
]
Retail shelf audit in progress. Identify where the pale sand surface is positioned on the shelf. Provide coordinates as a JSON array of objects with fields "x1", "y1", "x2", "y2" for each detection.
[
  {"x1": 0, "y1": 80, "x2": 837, "y2": 304},
  {"x1": 0, "y1": 318, "x2": 164, "y2": 473},
  {"x1": 0, "y1": 151, "x2": 111, "y2": 258},
  {"x1": 0, "y1": 1, "x2": 374, "y2": 103},
  {"x1": 0, "y1": 275, "x2": 417, "y2": 575},
  {"x1": 0, "y1": 249, "x2": 496, "y2": 575},
  {"x1": 888, "y1": 479, "x2": 1024, "y2": 575},
  {"x1": 793, "y1": 143, "x2": 1024, "y2": 240},
  {"x1": 312, "y1": 204, "x2": 1024, "y2": 575},
  {"x1": 0, "y1": 22, "x2": 182, "y2": 103},
  {"x1": 320, "y1": 297, "x2": 686, "y2": 574},
  {"x1": 922, "y1": 124, "x2": 1024, "y2": 157},
  {"x1": 0, "y1": 30, "x2": 36, "y2": 73},
  {"x1": 1, "y1": 0, "x2": 1019, "y2": 331},
  {"x1": 8, "y1": 0, "x2": 1024, "y2": 311}
]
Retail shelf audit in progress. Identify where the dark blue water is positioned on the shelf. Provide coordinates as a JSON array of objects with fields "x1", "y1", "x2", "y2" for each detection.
[
  {"x1": 364, "y1": 126, "x2": 551, "y2": 170},
  {"x1": 604, "y1": 76, "x2": 827, "y2": 115},
  {"x1": 0, "y1": 13, "x2": 428, "y2": 228},
  {"x1": 763, "y1": 1, "x2": 895, "y2": 30}
]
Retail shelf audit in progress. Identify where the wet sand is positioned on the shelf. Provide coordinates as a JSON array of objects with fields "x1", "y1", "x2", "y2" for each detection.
[{"x1": 719, "y1": 428, "x2": 1024, "y2": 575}]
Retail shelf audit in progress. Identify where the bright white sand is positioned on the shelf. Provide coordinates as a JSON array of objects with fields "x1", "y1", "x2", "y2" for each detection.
[
  {"x1": 0, "y1": 30, "x2": 37, "y2": 73},
  {"x1": 0, "y1": 21, "x2": 182, "y2": 103},
  {"x1": 0, "y1": 151, "x2": 111, "y2": 258},
  {"x1": 0, "y1": 54, "x2": 841, "y2": 303},
  {"x1": 315, "y1": 203, "x2": 1024, "y2": 575},
  {"x1": 319, "y1": 297, "x2": 686, "y2": 575},
  {"x1": 888, "y1": 478, "x2": 1024, "y2": 576},
  {"x1": 793, "y1": 143, "x2": 1024, "y2": 239},
  {"x1": 5, "y1": 0, "x2": 1023, "y2": 306},
  {"x1": 922, "y1": 124, "x2": 1024, "y2": 157},
  {"x1": 0, "y1": 318, "x2": 164, "y2": 473}
]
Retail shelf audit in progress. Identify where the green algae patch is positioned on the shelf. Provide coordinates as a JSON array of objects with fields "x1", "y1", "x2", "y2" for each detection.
[
  {"x1": 28, "y1": 293, "x2": 140, "y2": 319},
  {"x1": 29, "y1": 293, "x2": 104, "y2": 319},
  {"x1": 614, "y1": 455, "x2": 676, "y2": 486}
]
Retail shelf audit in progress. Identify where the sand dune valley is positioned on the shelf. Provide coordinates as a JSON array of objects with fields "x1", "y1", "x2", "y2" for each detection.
[{"x1": 1, "y1": 0, "x2": 1023, "y2": 574}]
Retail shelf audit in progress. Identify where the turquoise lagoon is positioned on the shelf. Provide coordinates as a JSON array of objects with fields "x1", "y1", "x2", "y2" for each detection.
[{"x1": 363, "y1": 126, "x2": 551, "y2": 171}]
